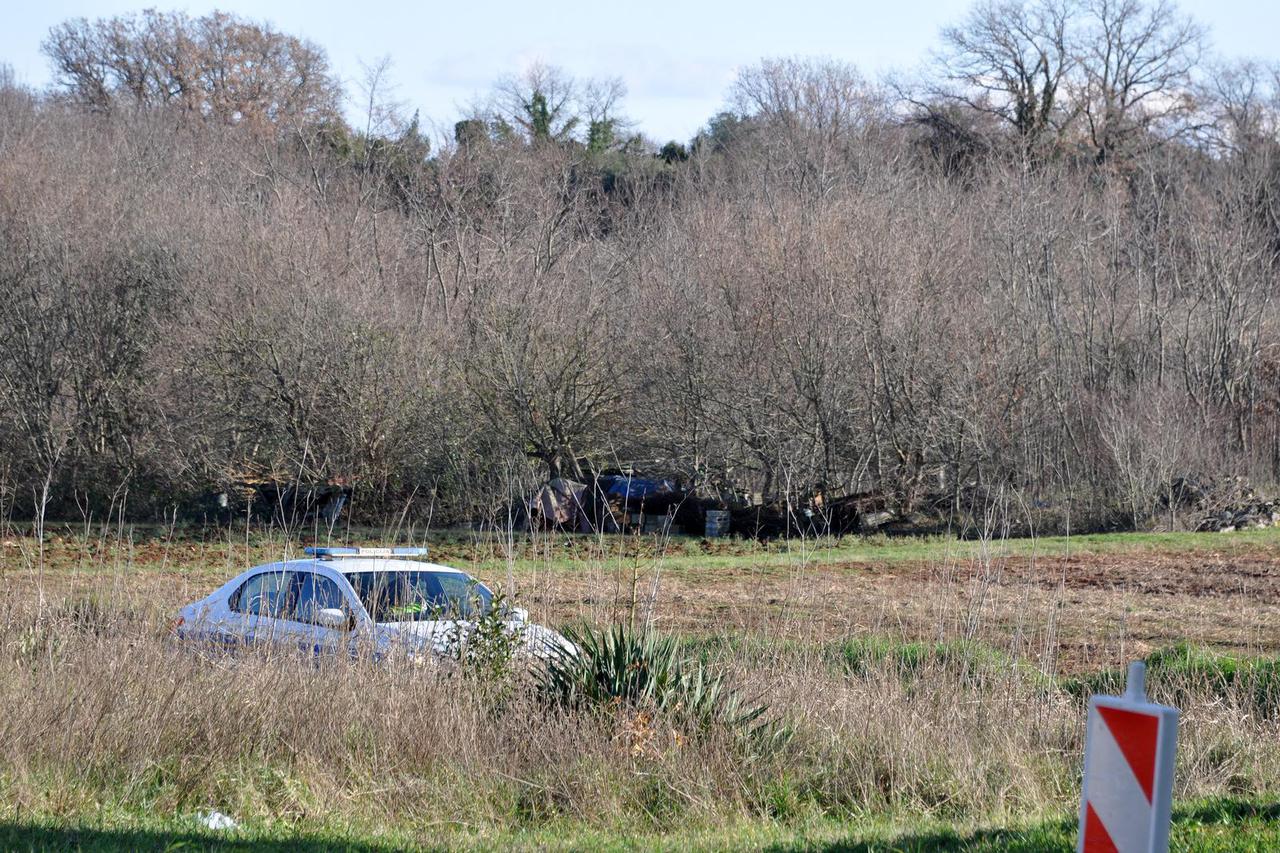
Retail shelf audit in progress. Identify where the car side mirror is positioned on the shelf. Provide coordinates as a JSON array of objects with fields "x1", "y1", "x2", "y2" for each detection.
[
  {"x1": 506, "y1": 606, "x2": 529, "y2": 624},
  {"x1": 315, "y1": 607, "x2": 349, "y2": 630}
]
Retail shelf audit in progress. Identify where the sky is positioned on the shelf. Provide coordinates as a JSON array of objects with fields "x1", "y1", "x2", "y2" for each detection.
[{"x1": 2, "y1": 0, "x2": 1279, "y2": 144}]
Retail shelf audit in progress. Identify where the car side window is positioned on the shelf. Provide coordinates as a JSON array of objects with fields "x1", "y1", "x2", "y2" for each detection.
[
  {"x1": 230, "y1": 571, "x2": 292, "y2": 618},
  {"x1": 289, "y1": 571, "x2": 349, "y2": 624},
  {"x1": 432, "y1": 573, "x2": 491, "y2": 618}
]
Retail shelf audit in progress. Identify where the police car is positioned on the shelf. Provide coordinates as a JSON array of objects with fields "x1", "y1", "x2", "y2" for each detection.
[{"x1": 174, "y1": 546, "x2": 571, "y2": 662}]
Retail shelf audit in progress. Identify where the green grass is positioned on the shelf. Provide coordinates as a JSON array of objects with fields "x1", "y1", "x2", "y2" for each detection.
[
  {"x1": 443, "y1": 525, "x2": 1280, "y2": 578},
  {"x1": 1062, "y1": 642, "x2": 1280, "y2": 719},
  {"x1": 688, "y1": 630, "x2": 1280, "y2": 696},
  {"x1": 14, "y1": 522, "x2": 1280, "y2": 582},
  {"x1": 2, "y1": 798, "x2": 1277, "y2": 851}
]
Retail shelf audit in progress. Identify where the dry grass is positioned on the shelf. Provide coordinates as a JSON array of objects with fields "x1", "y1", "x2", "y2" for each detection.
[{"x1": 2, "y1": 525, "x2": 1280, "y2": 844}]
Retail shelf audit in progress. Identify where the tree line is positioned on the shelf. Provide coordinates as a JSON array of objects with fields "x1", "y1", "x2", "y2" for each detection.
[{"x1": 0, "y1": 2, "x2": 1277, "y2": 531}]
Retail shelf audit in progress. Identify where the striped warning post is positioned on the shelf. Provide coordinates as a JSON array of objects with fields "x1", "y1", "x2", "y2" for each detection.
[{"x1": 1078, "y1": 662, "x2": 1179, "y2": 853}]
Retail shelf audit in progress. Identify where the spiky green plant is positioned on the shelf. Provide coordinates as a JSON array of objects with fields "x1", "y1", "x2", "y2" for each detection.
[{"x1": 538, "y1": 623, "x2": 774, "y2": 736}]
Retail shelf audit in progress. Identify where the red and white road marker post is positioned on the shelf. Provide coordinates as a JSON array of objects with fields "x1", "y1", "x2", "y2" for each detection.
[{"x1": 1078, "y1": 661, "x2": 1179, "y2": 853}]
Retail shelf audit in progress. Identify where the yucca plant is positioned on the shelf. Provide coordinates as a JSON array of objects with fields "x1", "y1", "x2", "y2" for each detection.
[{"x1": 539, "y1": 623, "x2": 775, "y2": 737}]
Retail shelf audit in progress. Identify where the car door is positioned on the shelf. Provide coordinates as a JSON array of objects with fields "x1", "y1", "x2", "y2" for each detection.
[
  {"x1": 226, "y1": 568, "x2": 295, "y2": 650},
  {"x1": 270, "y1": 569, "x2": 358, "y2": 656}
]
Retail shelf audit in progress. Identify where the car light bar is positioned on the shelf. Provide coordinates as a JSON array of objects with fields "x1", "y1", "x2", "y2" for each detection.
[{"x1": 304, "y1": 546, "x2": 429, "y2": 558}]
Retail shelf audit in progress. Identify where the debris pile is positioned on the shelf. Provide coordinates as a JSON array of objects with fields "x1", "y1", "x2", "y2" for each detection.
[
  {"x1": 1198, "y1": 498, "x2": 1280, "y2": 533},
  {"x1": 521, "y1": 474, "x2": 963, "y2": 540},
  {"x1": 1171, "y1": 476, "x2": 1280, "y2": 532}
]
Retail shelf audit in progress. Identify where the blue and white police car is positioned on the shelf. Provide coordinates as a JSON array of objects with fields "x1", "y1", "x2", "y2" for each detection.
[{"x1": 174, "y1": 546, "x2": 570, "y2": 662}]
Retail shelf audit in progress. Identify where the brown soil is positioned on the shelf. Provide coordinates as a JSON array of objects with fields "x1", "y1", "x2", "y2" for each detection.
[{"x1": 518, "y1": 550, "x2": 1280, "y2": 673}]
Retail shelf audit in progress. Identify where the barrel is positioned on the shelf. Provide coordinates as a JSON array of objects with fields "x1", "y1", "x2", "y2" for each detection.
[{"x1": 704, "y1": 509, "x2": 731, "y2": 538}]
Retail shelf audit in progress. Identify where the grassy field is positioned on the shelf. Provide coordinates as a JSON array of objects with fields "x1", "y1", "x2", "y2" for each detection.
[
  {"x1": 2, "y1": 523, "x2": 1279, "y2": 850},
  {"x1": 14, "y1": 521, "x2": 1280, "y2": 671},
  {"x1": 3, "y1": 798, "x2": 1279, "y2": 851}
]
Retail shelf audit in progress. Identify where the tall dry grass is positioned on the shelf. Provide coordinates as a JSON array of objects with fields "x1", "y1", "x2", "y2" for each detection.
[{"x1": 1, "y1": 527, "x2": 1279, "y2": 840}]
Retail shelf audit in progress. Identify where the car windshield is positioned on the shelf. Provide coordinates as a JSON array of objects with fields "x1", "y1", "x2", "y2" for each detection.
[{"x1": 344, "y1": 570, "x2": 492, "y2": 623}]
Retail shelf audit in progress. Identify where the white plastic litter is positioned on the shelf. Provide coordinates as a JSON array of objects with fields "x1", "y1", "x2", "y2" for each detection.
[{"x1": 197, "y1": 810, "x2": 238, "y2": 831}]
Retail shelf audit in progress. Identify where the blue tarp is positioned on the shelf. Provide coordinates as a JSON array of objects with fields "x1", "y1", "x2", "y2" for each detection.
[{"x1": 598, "y1": 475, "x2": 675, "y2": 501}]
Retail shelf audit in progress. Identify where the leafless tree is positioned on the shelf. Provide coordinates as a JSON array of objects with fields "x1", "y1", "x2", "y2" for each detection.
[
  {"x1": 932, "y1": 0, "x2": 1077, "y2": 151},
  {"x1": 2, "y1": 2, "x2": 1278, "y2": 531},
  {"x1": 42, "y1": 10, "x2": 341, "y2": 132},
  {"x1": 1075, "y1": 0, "x2": 1205, "y2": 164},
  {"x1": 730, "y1": 57, "x2": 889, "y2": 194}
]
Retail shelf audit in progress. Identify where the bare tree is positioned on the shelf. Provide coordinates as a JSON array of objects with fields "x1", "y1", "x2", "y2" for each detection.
[
  {"x1": 730, "y1": 57, "x2": 888, "y2": 194},
  {"x1": 43, "y1": 10, "x2": 341, "y2": 132},
  {"x1": 932, "y1": 0, "x2": 1077, "y2": 151},
  {"x1": 490, "y1": 62, "x2": 581, "y2": 144},
  {"x1": 1195, "y1": 60, "x2": 1280, "y2": 157},
  {"x1": 1076, "y1": 0, "x2": 1205, "y2": 164},
  {"x1": 4, "y1": 4, "x2": 1280, "y2": 532},
  {"x1": 581, "y1": 76, "x2": 631, "y2": 152}
]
